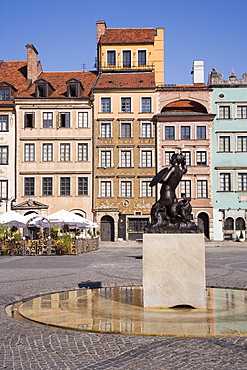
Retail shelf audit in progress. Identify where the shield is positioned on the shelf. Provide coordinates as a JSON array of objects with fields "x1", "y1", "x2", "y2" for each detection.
[{"x1": 149, "y1": 167, "x2": 169, "y2": 187}]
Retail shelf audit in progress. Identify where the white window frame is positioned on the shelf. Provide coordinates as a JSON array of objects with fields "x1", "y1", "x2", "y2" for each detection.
[
  {"x1": 24, "y1": 143, "x2": 35, "y2": 162},
  {"x1": 236, "y1": 105, "x2": 247, "y2": 119},
  {"x1": 60, "y1": 143, "x2": 71, "y2": 162},
  {"x1": 77, "y1": 176, "x2": 89, "y2": 196},
  {"x1": 140, "y1": 121, "x2": 152, "y2": 138},
  {"x1": 120, "y1": 180, "x2": 133, "y2": 197},
  {"x1": 218, "y1": 105, "x2": 231, "y2": 119},
  {"x1": 119, "y1": 149, "x2": 132, "y2": 168},
  {"x1": 101, "y1": 97, "x2": 111, "y2": 113},
  {"x1": 197, "y1": 179, "x2": 208, "y2": 198},
  {"x1": 237, "y1": 172, "x2": 247, "y2": 191},
  {"x1": 120, "y1": 121, "x2": 132, "y2": 138},
  {"x1": 219, "y1": 172, "x2": 232, "y2": 192},
  {"x1": 140, "y1": 149, "x2": 153, "y2": 168},
  {"x1": 140, "y1": 179, "x2": 153, "y2": 197},
  {"x1": 100, "y1": 149, "x2": 112, "y2": 168},
  {"x1": 99, "y1": 179, "x2": 113, "y2": 197},
  {"x1": 236, "y1": 135, "x2": 247, "y2": 152},
  {"x1": 41, "y1": 176, "x2": 54, "y2": 196},
  {"x1": 100, "y1": 121, "x2": 112, "y2": 138},
  {"x1": 218, "y1": 134, "x2": 231, "y2": 152},
  {"x1": 78, "y1": 143, "x2": 88, "y2": 162},
  {"x1": 42, "y1": 111, "x2": 53, "y2": 128},
  {"x1": 141, "y1": 97, "x2": 152, "y2": 113},
  {"x1": 78, "y1": 112, "x2": 88, "y2": 128}
]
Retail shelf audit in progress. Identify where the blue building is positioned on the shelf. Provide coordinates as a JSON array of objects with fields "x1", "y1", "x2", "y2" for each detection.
[{"x1": 208, "y1": 69, "x2": 247, "y2": 241}]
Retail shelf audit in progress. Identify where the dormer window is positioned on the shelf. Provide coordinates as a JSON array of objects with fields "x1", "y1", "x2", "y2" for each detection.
[
  {"x1": 35, "y1": 79, "x2": 53, "y2": 98},
  {"x1": 0, "y1": 82, "x2": 16, "y2": 101},
  {"x1": 0, "y1": 88, "x2": 10, "y2": 101},
  {"x1": 66, "y1": 79, "x2": 83, "y2": 98}
]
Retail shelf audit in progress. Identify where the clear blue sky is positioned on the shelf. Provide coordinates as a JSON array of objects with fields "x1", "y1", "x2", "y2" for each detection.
[{"x1": 1, "y1": 0, "x2": 246, "y2": 84}]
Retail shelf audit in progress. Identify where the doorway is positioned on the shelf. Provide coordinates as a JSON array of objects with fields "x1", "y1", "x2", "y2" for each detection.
[
  {"x1": 100, "y1": 215, "x2": 114, "y2": 241},
  {"x1": 197, "y1": 212, "x2": 209, "y2": 239}
]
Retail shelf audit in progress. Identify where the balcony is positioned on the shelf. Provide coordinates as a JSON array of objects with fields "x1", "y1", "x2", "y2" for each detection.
[{"x1": 99, "y1": 62, "x2": 154, "y2": 72}]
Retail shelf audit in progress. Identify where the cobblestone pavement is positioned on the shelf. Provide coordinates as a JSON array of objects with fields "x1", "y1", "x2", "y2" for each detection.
[{"x1": 1, "y1": 241, "x2": 247, "y2": 369}]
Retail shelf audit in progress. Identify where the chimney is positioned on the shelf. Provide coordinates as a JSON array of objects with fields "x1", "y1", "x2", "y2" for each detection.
[
  {"x1": 26, "y1": 44, "x2": 42, "y2": 82},
  {"x1": 96, "y1": 20, "x2": 106, "y2": 43},
  {"x1": 191, "y1": 60, "x2": 204, "y2": 84}
]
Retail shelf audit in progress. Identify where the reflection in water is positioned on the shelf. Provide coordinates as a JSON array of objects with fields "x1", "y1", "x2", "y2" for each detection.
[{"x1": 17, "y1": 287, "x2": 247, "y2": 337}]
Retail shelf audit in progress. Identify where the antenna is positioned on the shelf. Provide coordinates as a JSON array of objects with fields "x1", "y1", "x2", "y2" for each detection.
[{"x1": 80, "y1": 63, "x2": 87, "y2": 72}]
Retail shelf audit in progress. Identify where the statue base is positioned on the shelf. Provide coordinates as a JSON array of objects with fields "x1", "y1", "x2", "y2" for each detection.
[{"x1": 143, "y1": 233, "x2": 206, "y2": 308}]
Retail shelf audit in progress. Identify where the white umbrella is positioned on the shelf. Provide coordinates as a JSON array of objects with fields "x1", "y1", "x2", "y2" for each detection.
[
  {"x1": 0, "y1": 210, "x2": 27, "y2": 228},
  {"x1": 29, "y1": 209, "x2": 95, "y2": 229}
]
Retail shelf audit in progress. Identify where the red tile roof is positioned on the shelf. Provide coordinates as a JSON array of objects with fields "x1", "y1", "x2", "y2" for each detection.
[
  {"x1": 99, "y1": 28, "x2": 155, "y2": 44},
  {"x1": 0, "y1": 61, "x2": 31, "y2": 103},
  {"x1": 18, "y1": 71, "x2": 97, "y2": 98},
  {"x1": 94, "y1": 72, "x2": 155, "y2": 89}
]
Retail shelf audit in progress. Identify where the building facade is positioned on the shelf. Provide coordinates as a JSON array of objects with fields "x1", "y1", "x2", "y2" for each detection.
[
  {"x1": 12, "y1": 45, "x2": 97, "y2": 219},
  {"x1": 208, "y1": 69, "x2": 247, "y2": 241},
  {"x1": 93, "y1": 21, "x2": 164, "y2": 241},
  {"x1": 154, "y1": 63, "x2": 215, "y2": 239}
]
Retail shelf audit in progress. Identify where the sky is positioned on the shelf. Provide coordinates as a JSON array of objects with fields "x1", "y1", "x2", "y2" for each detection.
[{"x1": 1, "y1": 0, "x2": 246, "y2": 84}]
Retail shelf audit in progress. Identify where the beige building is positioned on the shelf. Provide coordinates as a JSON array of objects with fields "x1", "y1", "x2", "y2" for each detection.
[
  {"x1": 93, "y1": 22, "x2": 164, "y2": 241},
  {"x1": 12, "y1": 45, "x2": 97, "y2": 219}
]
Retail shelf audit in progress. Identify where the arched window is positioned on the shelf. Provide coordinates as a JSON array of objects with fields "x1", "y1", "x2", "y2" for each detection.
[
  {"x1": 224, "y1": 217, "x2": 234, "y2": 230},
  {"x1": 236, "y1": 217, "x2": 246, "y2": 230}
]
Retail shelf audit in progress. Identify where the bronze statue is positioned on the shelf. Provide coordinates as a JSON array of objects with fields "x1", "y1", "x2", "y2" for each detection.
[{"x1": 145, "y1": 153, "x2": 201, "y2": 233}]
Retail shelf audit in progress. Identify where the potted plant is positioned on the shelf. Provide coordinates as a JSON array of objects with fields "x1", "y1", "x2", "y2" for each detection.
[{"x1": 57, "y1": 234, "x2": 72, "y2": 255}]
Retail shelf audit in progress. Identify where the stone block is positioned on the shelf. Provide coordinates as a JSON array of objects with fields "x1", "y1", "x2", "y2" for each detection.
[{"x1": 143, "y1": 233, "x2": 206, "y2": 308}]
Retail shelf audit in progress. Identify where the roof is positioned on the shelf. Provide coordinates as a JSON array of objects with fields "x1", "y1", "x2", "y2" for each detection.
[
  {"x1": 18, "y1": 71, "x2": 98, "y2": 98},
  {"x1": 94, "y1": 72, "x2": 155, "y2": 89},
  {"x1": 99, "y1": 28, "x2": 155, "y2": 44},
  {"x1": 0, "y1": 61, "x2": 31, "y2": 104}
]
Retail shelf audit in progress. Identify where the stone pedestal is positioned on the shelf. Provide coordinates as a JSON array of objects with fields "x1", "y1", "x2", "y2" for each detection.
[{"x1": 143, "y1": 233, "x2": 206, "y2": 308}]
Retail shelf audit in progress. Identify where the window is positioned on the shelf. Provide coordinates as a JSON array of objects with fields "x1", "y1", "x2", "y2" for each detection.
[
  {"x1": 67, "y1": 83, "x2": 78, "y2": 98},
  {"x1": 121, "y1": 181, "x2": 132, "y2": 197},
  {"x1": 121, "y1": 98, "x2": 131, "y2": 112},
  {"x1": 141, "y1": 150, "x2": 152, "y2": 167},
  {"x1": 0, "y1": 180, "x2": 7, "y2": 199},
  {"x1": 141, "y1": 181, "x2": 153, "y2": 197},
  {"x1": 197, "y1": 180, "x2": 208, "y2": 198},
  {"x1": 36, "y1": 84, "x2": 47, "y2": 98},
  {"x1": 237, "y1": 106, "x2": 247, "y2": 119},
  {"x1": 220, "y1": 173, "x2": 231, "y2": 191},
  {"x1": 180, "y1": 180, "x2": 191, "y2": 198},
  {"x1": 219, "y1": 106, "x2": 230, "y2": 119},
  {"x1": 78, "y1": 112, "x2": 88, "y2": 127},
  {"x1": 24, "y1": 113, "x2": 35, "y2": 128},
  {"x1": 236, "y1": 217, "x2": 246, "y2": 230},
  {"x1": 121, "y1": 150, "x2": 131, "y2": 167},
  {"x1": 238, "y1": 173, "x2": 247, "y2": 191},
  {"x1": 219, "y1": 136, "x2": 230, "y2": 152},
  {"x1": 78, "y1": 177, "x2": 88, "y2": 196},
  {"x1": 60, "y1": 112, "x2": 70, "y2": 127},
  {"x1": 128, "y1": 218, "x2": 149, "y2": 232},
  {"x1": 237, "y1": 136, "x2": 247, "y2": 152},
  {"x1": 78, "y1": 143, "x2": 88, "y2": 161},
  {"x1": 224, "y1": 217, "x2": 234, "y2": 230},
  {"x1": 60, "y1": 144, "x2": 70, "y2": 161},
  {"x1": 196, "y1": 151, "x2": 207, "y2": 165},
  {"x1": 197, "y1": 126, "x2": 206, "y2": 139},
  {"x1": 107, "y1": 51, "x2": 116, "y2": 66},
  {"x1": 165, "y1": 151, "x2": 175, "y2": 166},
  {"x1": 101, "y1": 151, "x2": 111, "y2": 167},
  {"x1": 181, "y1": 126, "x2": 190, "y2": 140},
  {"x1": 165, "y1": 126, "x2": 175, "y2": 140},
  {"x1": 141, "y1": 97, "x2": 151, "y2": 113},
  {"x1": 181, "y1": 151, "x2": 191, "y2": 166},
  {"x1": 101, "y1": 98, "x2": 111, "y2": 113},
  {"x1": 43, "y1": 144, "x2": 53, "y2": 162},
  {"x1": 43, "y1": 112, "x2": 53, "y2": 128},
  {"x1": 123, "y1": 51, "x2": 131, "y2": 68},
  {"x1": 60, "y1": 177, "x2": 70, "y2": 196},
  {"x1": 0, "y1": 88, "x2": 10, "y2": 101},
  {"x1": 0, "y1": 146, "x2": 8, "y2": 164},
  {"x1": 42, "y1": 177, "x2": 53, "y2": 196},
  {"x1": 138, "y1": 50, "x2": 147, "y2": 66},
  {"x1": 0, "y1": 115, "x2": 8, "y2": 131},
  {"x1": 24, "y1": 177, "x2": 35, "y2": 196},
  {"x1": 24, "y1": 144, "x2": 35, "y2": 162},
  {"x1": 141, "y1": 122, "x2": 152, "y2": 138},
  {"x1": 100, "y1": 122, "x2": 111, "y2": 138},
  {"x1": 121, "y1": 122, "x2": 131, "y2": 138},
  {"x1": 100, "y1": 181, "x2": 112, "y2": 197}
]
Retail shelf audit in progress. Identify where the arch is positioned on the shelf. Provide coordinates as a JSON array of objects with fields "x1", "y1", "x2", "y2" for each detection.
[
  {"x1": 24, "y1": 210, "x2": 38, "y2": 216},
  {"x1": 197, "y1": 212, "x2": 209, "y2": 239},
  {"x1": 100, "y1": 215, "x2": 114, "y2": 241},
  {"x1": 224, "y1": 217, "x2": 234, "y2": 230},
  {"x1": 161, "y1": 100, "x2": 208, "y2": 114},
  {"x1": 236, "y1": 217, "x2": 246, "y2": 230},
  {"x1": 70, "y1": 208, "x2": 86, "y2": 218}
]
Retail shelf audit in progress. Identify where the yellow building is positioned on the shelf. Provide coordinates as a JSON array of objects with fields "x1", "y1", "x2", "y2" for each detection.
[{"x1": 93, "y1": 22, "x2": 164, "y2": 241}]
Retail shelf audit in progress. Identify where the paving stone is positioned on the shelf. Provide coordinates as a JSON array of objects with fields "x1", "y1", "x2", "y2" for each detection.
[{"x1": 1, "y1": 242, "x2": 247, "y2": 368}]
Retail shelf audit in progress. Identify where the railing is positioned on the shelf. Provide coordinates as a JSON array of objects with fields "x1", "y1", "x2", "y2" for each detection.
[
  {"x1": 100, "y1": 62, "x2": 154, "y2": 71},
  {"x1": 0, "y1": 238, "x2": 99, "y2": 256}
]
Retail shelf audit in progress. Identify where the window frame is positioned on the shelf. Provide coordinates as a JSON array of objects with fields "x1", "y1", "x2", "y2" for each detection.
[
  {"x1": 218, "y1": 105, "x2": 231, "y2": 119},
  {"x1": 101, "y1": 98, "x2": 111, "y2": 113},
  {"x1": 121, "y1": 97, "x2": 131, "y2": 113},
  {"x1": 0, "y1": 146, "x2": 8, "y2": 165},
  {"x1": 43, "y1": 112, "x2": 53, "y2": 128},
  {"x1": 78, "y1": 143, "x2": 88, "y2": 162},
  {"x1": 141, "y1": 180, "x2": 153, "y2": 197},
  {"x1": 120, "y1": 150, "x2": 132, "y2": 168},
  {"x1": 141, "y1": 150, "x2": 153, "y2": 168},
  {"x1": 196, "y1": 151, "x2": 207, "y2": 166},
  {"x1": 237, "y1": 136, "x2": 247, "y2": 152},
  {"x1": 78, "y1": 112, "x2": 88, "y2": 128},
  {"x1": 237, "y1": 105, "x2": 247, "y2": 119},
  {"x1": 238, "y1": 173, "x2": 247, "y2": 191},
  {"x1": 138, "y1": 50, "x2": 147, "y2": 66},
  {"x1": 120, "y1": 180, "x2": 132, "y2": 197},
  {"x1": 100, "y1": 121, "x2": 111, "y2": 138},
  {"x1": 60, "y1": 177, "x2": 71, "y2": 196},
  {"x1": 100, "y1": 180, "x2": 112, "y2": 197},
  {"x1": 24, "y1": 112, "x2": 35, "y2": 128},
  {"x1": 0, "y1": 180, "x2": 8, "y2": 199},
  {"x1": 122, "y1": 50, "x2": 132, "y2": 68},
  {"x1": 42, "y1": 177, "x2": 53, "y2": 196},
  {"x1": 197, "y1": 180, "x2": 208, "y2": 198},
  {"x1": 165, "y1": 126, "x2": 175, "y2": 140},
  {"x1": 120, "y1": 121, "x2": 131, "y2": 138},
  {"x1": 107, "y1": 50, "x2": 116, "y2": 66},
  {"x1": 219, "y1": 173, "x2": 231, "y2": 192},
  {"x1": 59, "y1": 112, "x2": 70, "y2": 128},
  {"x1": 180, "y1": 179, "x2": 191, "y2": 198},
  {"x1": 78, "y1": 177, "x2": 88, "y2": 196},
  {"x1": 60, "y1": 143, "x2": 71, "y2": 162},
  {"x1": 100, "y1": 150, "x2": 112, "y2": 168},
  {"x1": 141, "y1": 97, "x2": 151, "y2": 113},
  {"x1": 42, "y1": 143, "x2": 53, "y2": 162},
  {"x1": 141, "y1": 121, "x2": 152, "y2": 138},
  {"x1": 197, "y1": 126, "x2": 206, "y2": 139},
  {"x1": 0, "y1": 115, "x2": 8, "y2": 131},
  {"x1": 24, "y1": 177, "x2": 35, "y2": 196},
  {"x1": 218, "y1": 135, "x2": 231, "y2": 152},
  {"x1": 24, "y1": 143, "x2": 35, "y2": 162},
  {"x1": 181, "y1": 151, "x2": 191, "y2": 166},
  {"x1": 181, "y1": 126, "x2": 191, "y2": 140}
]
